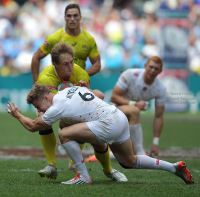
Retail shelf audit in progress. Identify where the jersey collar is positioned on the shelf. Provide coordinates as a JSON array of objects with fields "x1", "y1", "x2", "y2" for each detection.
[{"x1": 63, "y1": 27, "x2": 82, "y2": 33}]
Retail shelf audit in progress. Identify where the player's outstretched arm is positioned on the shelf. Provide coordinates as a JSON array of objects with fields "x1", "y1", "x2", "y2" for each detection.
[
  {"x1": 150, "y1": 105, "x2": 165, "y2": 157},
  {"x1": 7, "y1": 101, "x2": 51, "y2": 132},
  {"x1": 31, "y1": 48, "x2": 47, "y2": 84}
]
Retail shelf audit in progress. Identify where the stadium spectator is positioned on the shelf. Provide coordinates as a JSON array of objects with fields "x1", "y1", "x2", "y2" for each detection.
[
  {"x1": 7, "y1": 83, "x2": 194, "y2": 185},
  {"x1": 1, "y1": 0, "x2": 200, "y2": 74}
]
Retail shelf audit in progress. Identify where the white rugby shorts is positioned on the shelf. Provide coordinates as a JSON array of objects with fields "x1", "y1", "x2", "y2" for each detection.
[{"x1": 86, "y1": 109, "x2": 130, "y2": 145}]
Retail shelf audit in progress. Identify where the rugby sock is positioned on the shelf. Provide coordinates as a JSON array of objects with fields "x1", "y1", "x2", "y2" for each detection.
[
  {"x1": 63, "y1": 141, "x2": 90, "y2": 179},
  {"x1": 69, "y1": 142, "x2": 85, "y2": 165},
  {"x1": 40, "y1": 132, "x2": 57, "y2": 167},
  {"x1": 130, "y1": 124, "x2": 146, "y2": 155},
  {"x1": 135, "y1": 155, "x2": 176, "y2": 173},
  {"x1": 95, "y1": 146, "x2": 112, "y2": 175}
]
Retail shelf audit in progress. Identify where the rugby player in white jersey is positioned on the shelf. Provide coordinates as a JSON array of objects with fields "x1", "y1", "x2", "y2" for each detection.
[
  {"x1": 7, "y1": 83, "x2": 194, "y2": 185},
  {"x1": 111, "y1": 56, "x2": 166, "y2": 157}
]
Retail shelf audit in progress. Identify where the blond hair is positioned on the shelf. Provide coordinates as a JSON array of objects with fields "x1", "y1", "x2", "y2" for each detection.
[
  {"x1": 26, "y1": 83, "x2": 50, "y2": 104},
  {"x1": 147, "y1": 56, "x2": 163, "y2": 68},
  {"x1": 51, "y1": 42, "x2": 74, "y2": 65}
]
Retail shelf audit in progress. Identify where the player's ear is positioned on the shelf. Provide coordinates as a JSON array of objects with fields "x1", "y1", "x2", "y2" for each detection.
[{"x1": 144, "y1": 63, "x2": 147, "y2": 69}]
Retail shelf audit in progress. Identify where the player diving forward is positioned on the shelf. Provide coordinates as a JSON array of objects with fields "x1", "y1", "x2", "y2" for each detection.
[
  {"x1": 33, "y1": 41, "x2": 127, "y2": 181},
  {"x1": 7, "y1": 83, "x2": 194, "y2": 185}
]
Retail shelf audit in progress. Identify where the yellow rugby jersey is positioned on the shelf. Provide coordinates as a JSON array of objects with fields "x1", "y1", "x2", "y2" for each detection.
[
  {"x1": 37, "y1": 64, "x2": 90, "y2": 94},
  {"x1": 40, "y1": 28, "x2": 99, "y2": 70}
]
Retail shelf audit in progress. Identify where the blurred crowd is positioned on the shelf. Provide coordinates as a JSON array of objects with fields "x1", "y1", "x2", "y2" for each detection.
[{"x1": 0, "y1": 0, "x2": 200, "y2": 76}]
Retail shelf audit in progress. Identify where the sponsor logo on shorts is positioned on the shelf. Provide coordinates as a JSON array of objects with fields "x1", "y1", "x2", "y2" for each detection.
[
  {"x1": 44, "y1": 40, "x2": 50, "y2": 47},
  {"x1": 156, "y1": 159, "x2": 160, "y2": 165}
]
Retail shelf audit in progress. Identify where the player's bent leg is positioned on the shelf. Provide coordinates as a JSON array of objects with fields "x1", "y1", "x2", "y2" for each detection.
[
  {"x1": 91, "y1": 143, "x2": 111, "y2": 173},
  {"x1": 39, "y1": 130, "x2": 57, "y2": 166},
  {"x1": 110, "y1": 138, "x2": 137, "y2": 168},
  {"x1": 118, "y1": 105, "x2": 146, "y2": 155},
  {"x1": 111, "y1": 139, "x2": 194, "y2": 184},
  {"x1": 69, "y1": 142, "x2": 85, "y2": 171},
  {"x1": 57, "y1": 121, "x2": 85, "y2": 170},
  {"x1": 39, "y1": 129, "x2": 57, "y2": 179},
  {"x1": 58, "y1": 122, "x2": 100, "y2": 145}
]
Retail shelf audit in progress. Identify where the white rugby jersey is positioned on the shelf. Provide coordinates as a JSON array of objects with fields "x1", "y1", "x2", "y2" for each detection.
[
  {"x1": 116, "y1": 69, "x2": 166, "y2": 106},
  {"x1": 42, "y1": 86, "x2": 116, "y2": 126}
]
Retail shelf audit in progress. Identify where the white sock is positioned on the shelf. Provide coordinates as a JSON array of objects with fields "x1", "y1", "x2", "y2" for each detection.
[
  {"x1": 135, "y1": 155, "x2": 176, "y2": 173},
  {"x1": 130, "y1": 124, "x2": 146, "y2": 155},
  {"x1": 63, "y1": 141, "x2": 90, "y2": 178}
]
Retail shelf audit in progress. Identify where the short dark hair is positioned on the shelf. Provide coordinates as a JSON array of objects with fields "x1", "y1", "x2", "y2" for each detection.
[{"x1": 65, "y1": 3, "x2": 81, "y2": 16}]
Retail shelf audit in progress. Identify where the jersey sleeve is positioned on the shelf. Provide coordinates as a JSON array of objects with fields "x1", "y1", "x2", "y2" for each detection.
[
  {"x1": 116, "y1": 69, "x2": 133, "y2": 91},
  {"x1": 42, "y1": 107, "x2": 62, "y2": 125},
  {"x1": 73, "y1": 65, "x2": 90, "y2": 84},
  {"x1": 37, "y1": 69, "x2": 58, "y2": 94},
  {"x1": 40, "y1": 29, "x2": 62, "y2": 55},
  {"x1": 88, "y1": 36, "x2": 99, "y2": 59},
  {"x1": 155, "y1": 85, "x2": 166, "y2": 106}
]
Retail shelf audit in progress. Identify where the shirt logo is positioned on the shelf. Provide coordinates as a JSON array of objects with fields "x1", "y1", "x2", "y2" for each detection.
[
  {"x1": 82, "y1": 45, "x2": 88, "y2": 50},
  {"x1": 143, "y1": 87, "x2": 147, "y2": 91},
  {"x1": 44, "y1": 40, "x2": 50, "y2": 48},
  {"x1": 121, "y1": 76, "x2": 126, "y2": 84},
  {"x1": 156, "y1": 159, "x2": 160, "y2": 165},
  {"x1": 72, "y1": 42, "x2": 77, "y2": 47},
  {"x1": 134, "y1": 73, "x2": 138, "y2": 77}
]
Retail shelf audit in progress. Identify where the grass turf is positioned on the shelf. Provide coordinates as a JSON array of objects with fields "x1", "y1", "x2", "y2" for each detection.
[
  {"x1": 0, "y1": 112, "x2": 200, "y2": 196},
  {"x1": 0, "y1": 159, "x2": 199, "y2": 197}
]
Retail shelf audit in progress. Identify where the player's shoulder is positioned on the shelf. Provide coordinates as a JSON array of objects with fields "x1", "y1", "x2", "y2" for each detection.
[
  {"x1": 81, "y1": 29, "x2": 95, "y2": 40},
  {"x1": 122, "y1": 68, "x2": 144, "y2": 77},
  {"x1": 37, "y1": 65, "x2": 57, "y2": 83},
  {"x1": 39, "y1": 65, "x2": 54, "y2": 76},
  {"x1": 50, "y1": 27, "x2": 64, "y2": 37},
  {"x1": 74, "y1": 64, "x2": 87, "y2": 73},
  {"x1": 155, "y1": 77, "x2": 166, "y2": 94}
]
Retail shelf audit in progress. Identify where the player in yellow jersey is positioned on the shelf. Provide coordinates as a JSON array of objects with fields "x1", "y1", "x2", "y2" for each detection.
[
  {"x1": 31, "y1": 3, "x2": 100, "y2": 83},
  {"x1": 36, "y1": 42, "x2": 127, "y2": 182},
  {"x1": 31, "y1": 3, "x2": 102, "y2": 168}
]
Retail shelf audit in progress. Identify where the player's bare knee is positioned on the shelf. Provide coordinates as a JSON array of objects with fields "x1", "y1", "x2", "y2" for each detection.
[
  {"x1": 58, "y1": 130, "x2": 67, "y2": 143},
  {"x1": 131, "y1": 106, "x2": 140, "y2": 116},
  {"x1": 120, "y1": 159, "x2": 136, "y2": 169},
  {"x1": 130, "y1": 107, "x2": 140, "y2": 120}
]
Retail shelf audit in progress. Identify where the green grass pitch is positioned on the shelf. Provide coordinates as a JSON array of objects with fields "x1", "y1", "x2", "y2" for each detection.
[{"x1": 0, "y1": 112, "x2": 200, "y2": 197}]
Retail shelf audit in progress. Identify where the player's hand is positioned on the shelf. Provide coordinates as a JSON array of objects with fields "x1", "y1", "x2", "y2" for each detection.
[
  {"x1": 150, "y1": 144, "x2": 159, "y2": 158},
  {"x1": 135, "y1": 101, "x2": 150, "y2": 111},
  {"x1": 78, "y1": 80, "x2": 89, "y2": 88},
  {"x1": 6, "y1": 101, "x2": 21, "y2": 118}
]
